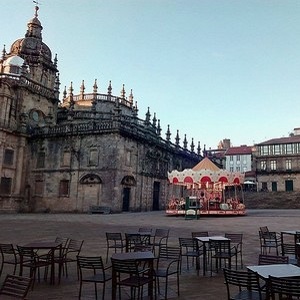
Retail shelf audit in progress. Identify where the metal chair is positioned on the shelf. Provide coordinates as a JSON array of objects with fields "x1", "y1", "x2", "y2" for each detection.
[
  {"x1": 125, "y1": 233, "x2": 142, "y2": 252},
  {"x1": 267, "y1": 275, "x2": 300, "y2": 299},
  {"x1": 111, "y1": 257, "x2": 155, "y2": 300},
  {"x1": 209, "y1": 239, "x2": 238, "y2": 276},
  {"x1": 17, "y1": 245, "x2": 52, "y2": 289},
  {"x1": 224, "y1": 233, "x2": 243, "y2": 267},
  {"x1": 105, "y1": 232, "x2": 126, "y2": 263},
  {"x1": 178, "y1": 237, "x2": 203, "y2": 274},
  {"x1": 77, "y1": 256, "x2": 112, "y2": 300},
  {"x1": 259, "y1": 227, "x2": 281, "y2": 255},
  {"x1": 154, "y1": 245, "x2": 180, "y2": 299},
  {"x1": 151, "y1": 229, "x2": 170, "y2": 255},
  {"x1": 60, "y1": 238, "x2": 84, "y2": 278},
  {"x1": 0, "y1": 274, "x2": 32, "y2": 299},
  {"x1": 0, "y1": 243, "x2": 20, "y2": 278},
  {"x1": 223, "y1": 268, "x2": 265, "y2": 300}
]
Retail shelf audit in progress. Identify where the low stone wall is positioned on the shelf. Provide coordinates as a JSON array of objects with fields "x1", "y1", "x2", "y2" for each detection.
[{"x1": 244, "y1": 191, "x2": 300, "y2": 209}]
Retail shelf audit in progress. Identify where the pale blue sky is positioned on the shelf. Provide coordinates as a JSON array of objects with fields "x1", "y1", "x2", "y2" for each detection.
[{"x1": 2, "y1": 0, "x2": 300, "y2": 150}]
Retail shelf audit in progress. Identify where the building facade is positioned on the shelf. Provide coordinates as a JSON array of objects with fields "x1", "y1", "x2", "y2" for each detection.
[
  {"x1": 0, "y1": 7, "x2": 201, "y2": 213},
  {"x1": 254, "y1": 129, "x2": 300, "y2": 192}
]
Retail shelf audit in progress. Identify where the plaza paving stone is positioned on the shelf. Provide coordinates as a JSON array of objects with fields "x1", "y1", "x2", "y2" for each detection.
[{"x1": 0, "y1": 209, "x2": 299, "y2": 299}]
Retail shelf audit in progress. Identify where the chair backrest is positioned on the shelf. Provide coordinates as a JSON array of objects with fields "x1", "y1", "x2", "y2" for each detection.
[
  {"x1": 210, "y1": 239, "x2": 231, "y2": 254},
  {"x1": 223, "y1": 268, "x2": 262, "y2": 299},
  {"x1": 281, "y1": 243, "x2": 295, "y2": 256},
  {"x1": 258, "y1": 254, "x2": 289, "y2": 265},
  {"x1": 158, "y1": 246, "x2": 180, "y2": 260},
  {"x1": 138, "y1": 227, "x2": 152, "y2": 233},
  {"x1": 267, "y1": 275, "x2": 300, "y2": 298},
  {"x1": 17, "y1": 245, "x2": 36, "y2": 259},
  {"x1": 224, "y1": 233, "x2": 243, "y2": 244},
  {"x1": 55, "y1": 237, "x2": 69, "y2": 248},
  {"x1": 106, "y1": 232, "x2": 123, "y2": 242},
  {"x1": 77, "y1": 256, "x2": 105, "y2": 271},
  {"x1": 0, "y1": 274, "x2": 32, "y2": 299},
  {"x1": 259, "y1": 226, "x2": 269, "y2": 235},
  {"x1": 111, "y1": 258, "x2": 139, "y2": 275},
  {"x1": 191, "y1": 231, "x2": 209, "y2": 238},
  {"x1": 65, "y1": 239, "x2": 84, "y2": 259},
  {"x1": 0, "y1": 243, "x2": 17, "y2": 261},
  {"x1": 125, "y1": 233, "x2": 142, "y2": 251},
  {"x1": 179, "y1": 237, "x2": 198, "y2": 251}
]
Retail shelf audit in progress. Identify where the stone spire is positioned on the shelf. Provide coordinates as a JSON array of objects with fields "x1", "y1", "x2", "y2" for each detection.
[
  {"x1": 166, "y1": 125, "x2": 171, "y2": 142},
  {"x1": 107, "y1": 80, "x2": 112, "y2": 95},
  {"x1": 157, "y1": 120, "x2": 161, "y2": 136},
  {"x1": 175, "y1": 130, "x2": 180, "y2": 146},
  {"x1": 120, "y1": 84, "x2": 126, "y2": 99},
  {"x1": 145, "y1": 107, "x2": 151, "y2": 125},
  {"x1": 197, "y1": 141, "x2": 201, "y2": 156},
  {"x1": 190, "y1": 138, "x2": 195, "y2": 152},
  {"x1": 183, "y1": 134, "x2": 188, "y2": 149},
  {"x1": 152, "y1": 113, "x2": 157, "y2": 127},
  {"x1": 80, "y1": 80, "x2": 85, "y2": 99}
]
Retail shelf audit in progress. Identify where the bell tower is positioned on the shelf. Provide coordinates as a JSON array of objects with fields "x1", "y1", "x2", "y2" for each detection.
[{"x1": 0, "y1": 4, "x2": 60, "y2": 129}]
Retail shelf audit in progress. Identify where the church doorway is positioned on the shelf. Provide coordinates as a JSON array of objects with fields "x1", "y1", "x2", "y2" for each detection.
[
  {"x1": 152, "y1": 181, "x2": 160, "y2": 211},
  {"x1": 122, "y1": 187, "x2": 130, "y2": 212}
]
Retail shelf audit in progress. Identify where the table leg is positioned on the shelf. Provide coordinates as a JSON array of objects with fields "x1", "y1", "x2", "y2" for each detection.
[
  {"x1": 203, "y1": 243, "x2": 207, "y2": 276},
  {"x1": 112, "y1": 269, "x2": 117, "y2": 300}
]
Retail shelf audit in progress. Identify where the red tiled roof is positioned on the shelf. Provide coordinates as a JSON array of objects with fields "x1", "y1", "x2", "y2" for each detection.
[
  {"x1": 225, "y1": 146, "x2": 252, "y2": 155},
  {"x1": 257, "y1": 135, "x2": 300, "y2": 145}
]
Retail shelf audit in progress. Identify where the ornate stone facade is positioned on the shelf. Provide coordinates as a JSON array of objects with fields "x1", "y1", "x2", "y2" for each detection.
[{"x1": 0, "y1": 7, "x2": 201, "y2": 213}]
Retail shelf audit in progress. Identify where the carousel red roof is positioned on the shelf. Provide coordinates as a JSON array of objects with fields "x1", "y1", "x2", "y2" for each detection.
[{"x1": 192, "y1": 157, "x2": 220, "y2": 172}]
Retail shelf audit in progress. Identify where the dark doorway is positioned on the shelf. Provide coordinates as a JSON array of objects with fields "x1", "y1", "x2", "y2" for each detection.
[
  {"x1": 152, "y1": 181, "x2": 160, "y2": 211},
  {"x1": 122, "y1": 187, "x2": 130, "y2": 211},
  {"x1": 285, "y1": 180, "x2": 293, "y2": 192}
]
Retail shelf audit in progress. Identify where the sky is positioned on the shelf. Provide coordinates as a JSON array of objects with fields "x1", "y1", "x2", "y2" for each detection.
[{"x1": 2, "y1": 0, "x2": 300, "y2": 150}]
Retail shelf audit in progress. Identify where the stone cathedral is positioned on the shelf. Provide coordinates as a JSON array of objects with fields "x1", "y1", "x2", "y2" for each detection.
[{"x1": 0, "y1": 7, "x2": 201, "y2": 213}]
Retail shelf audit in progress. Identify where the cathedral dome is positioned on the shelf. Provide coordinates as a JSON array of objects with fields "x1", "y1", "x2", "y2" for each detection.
[
  {"x1": 2, "y1": 55, "x2": 25, "y2": 75},
  {"x1": 8, "y1": 6, "x2": 52, "y2": 63}
]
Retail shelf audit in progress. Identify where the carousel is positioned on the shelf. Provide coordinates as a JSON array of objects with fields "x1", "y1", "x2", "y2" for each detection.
[{"x1": 166, "y1": 157, "x2": 246, "y2": 217}]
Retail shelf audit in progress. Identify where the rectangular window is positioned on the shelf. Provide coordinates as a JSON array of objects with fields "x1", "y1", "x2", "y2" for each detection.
[
  {"x1": 89, "y1": 149, "x2": 98, "y2": 166},
  {"x1": 260, "y1": 160, "x2": 266, "y2": 170},
  {"x1": 261, "y1": 182, "x2": 268, "y2": 192},
  {"x1": 0, "y1": 177, "x2": 12, "y2": 194},
  {"x1": 3, "y1": 149, "x2": 14, "y2": 165},
  {"x1": 261, "y1": 146, "x2": 269, "y2": 156},
  {"x1": 61, "y1": 151, "x2": 71, "y2": 167},
  {"x1": 286, "y1": 159, "x2": 292, "y2": 170},
  {"x1": 274, "y1": 144, "x2": 281, "y2": 155},
  {"x1": 59, "y1": 180, "x2": 70, "y2": 197},
  {"x1": 270, "y1": 160, "x2": 277, "y2": 170},
  {"x1": 236, "y1": 166, "x2": 240, "y2": 172},
  {"x1": 236, "y1": 155, "x2": 240, "y2": 161},
  {"x1": 34, "y1": 180, "x2": 44, "y2": 196},
  {"x1": 286, "y1": 144, "x2": 293, "y2": 154},
  {"x1": 230, "y1": 166, "x2": 234, "y2": 172},
  {"x1": 125, "y1": 150, "x2": 132, "y2": 167},
  {"x1": 271, "y1": 182, "x2": 277, "y2": 192},
  {"x1": 230, "y1": 156, "x2": 233, "y2": 161},
  {"x1": 36, "y1": 152, "x2": 45, "y2": 168}
]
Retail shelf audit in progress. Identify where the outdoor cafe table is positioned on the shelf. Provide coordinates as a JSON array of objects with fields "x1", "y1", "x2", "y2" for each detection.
[
  {"x1": 194, "y1": 236, "x2": 230, "y2": 276},
  {"x1": 111, "y1": 251, "x2": 155, "y2": 300},
  {"x1": 247, "y1": 263, "x2": 300, "y2": 279},
  {"x1": 20, "y1": 241, "x2": 62, "y2": 285}
]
